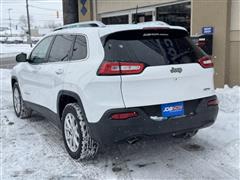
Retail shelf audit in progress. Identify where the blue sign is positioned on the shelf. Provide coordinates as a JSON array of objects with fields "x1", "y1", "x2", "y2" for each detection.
[
  {"x1": 202, "y1": 27, "x2": 214, "y2": 34},
  {"x1": 80, "y1": 0, "x2": 87, "y2": 16},
  {"x1": 161, "y1": 102, "x2": 184, "y2": 118}
]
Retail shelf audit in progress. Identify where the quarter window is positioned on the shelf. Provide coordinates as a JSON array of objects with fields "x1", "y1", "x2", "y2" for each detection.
[
  {"x1": 48, "y1": 35, "x2": 74, "y2": 62},
  {"x1": 30, "y1": 36, "x2": 53, "y2": 64},
  {"x1": 71, "y1": 35, "x2": 87, "y2": 60}
]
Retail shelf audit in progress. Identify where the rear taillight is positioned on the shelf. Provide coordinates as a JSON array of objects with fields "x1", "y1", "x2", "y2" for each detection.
[
  {"x1": 98, "y1": 61, "x2": 145, "y2": 75},
  {"x1": 198, "y1": 56, "x2": 214, "y2": 68},
  {"x1": 111, "y1": 112, "x2": 138, "y2": 120},
  {"x1": 207, "y1": 99, "x2": 219, "y2": 106}
]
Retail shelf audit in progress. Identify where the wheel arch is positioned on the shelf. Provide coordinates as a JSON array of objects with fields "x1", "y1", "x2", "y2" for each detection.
[
  {"x1": 57, "y1": 90, "x2": 86, "y2": 121},
  {"x1": 11, "y1": 76, "x2": 18, "y2": 87}
]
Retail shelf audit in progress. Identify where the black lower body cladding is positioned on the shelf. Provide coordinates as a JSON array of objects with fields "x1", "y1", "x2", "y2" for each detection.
[{"x1": 88, "y1": 95, "x2": 218, "y2": 146}]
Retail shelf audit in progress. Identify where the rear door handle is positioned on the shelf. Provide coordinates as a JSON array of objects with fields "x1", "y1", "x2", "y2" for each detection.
[{"x1": 55, "y1": 69, "x2": 64, "y2": 75}]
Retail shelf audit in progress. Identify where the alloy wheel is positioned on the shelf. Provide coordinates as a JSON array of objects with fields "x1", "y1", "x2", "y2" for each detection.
[
  {"x1": 13, "y1": 87, "x2": 21, "y2": 114},
  {"x1": 64, "y1": 113, "x2": 80, "y2": 152}
]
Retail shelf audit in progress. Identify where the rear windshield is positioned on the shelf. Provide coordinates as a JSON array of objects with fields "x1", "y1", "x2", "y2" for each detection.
[{"x1": 102, "y1": 29, "x2": 206, "y2": 66}]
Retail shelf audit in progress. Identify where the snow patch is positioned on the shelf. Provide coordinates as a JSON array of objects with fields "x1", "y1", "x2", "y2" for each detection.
[
  {"x1": 216, "y1": 85, "x2": 240, "y2": 113},
  {"x1": 0, "y1": 43, "x2": 33, "y2": 58},
  {"x1": 0, "y1": 69, "x2": 11, "y2": 90}
]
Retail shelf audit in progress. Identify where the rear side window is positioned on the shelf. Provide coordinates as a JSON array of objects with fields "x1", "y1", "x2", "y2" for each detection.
[
  {"x1": 70, "y1": 35, "x2": 87, "y2": 60},
  {"x1": 48, "y1": 35, "x2": 74, "y2": 62},
  {"x1": 102, "y1": 29, "x2": 206, "y2": 66}
]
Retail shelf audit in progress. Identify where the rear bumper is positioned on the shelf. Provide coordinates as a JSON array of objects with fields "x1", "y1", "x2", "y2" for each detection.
[{"x1": 88, "y1": 95, "x2": 218, "y2": 146}]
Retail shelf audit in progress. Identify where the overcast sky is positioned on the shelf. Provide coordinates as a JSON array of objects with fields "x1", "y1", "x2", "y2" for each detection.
[{"x1": 0, "y1": 0, "x2": 63, "y2": 28}]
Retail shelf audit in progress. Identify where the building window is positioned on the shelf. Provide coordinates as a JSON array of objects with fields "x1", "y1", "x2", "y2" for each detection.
[
  {"x1": 156, "y1": 2, "x2": 191, "y2": 32},
  {"x1": 102, "y1": 15, "x2": 128, "y2": 25},
  {"x1": 132, "y1": 11, "x2": 153, "y2": 23}
]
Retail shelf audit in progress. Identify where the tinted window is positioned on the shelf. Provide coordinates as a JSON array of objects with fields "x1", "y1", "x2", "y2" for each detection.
[
  {"x1": 102, "y1": 15, "x2": 128, "y2": 25},
  {"x1": 30, "y1": 36, "x2": 53, "y2": 63},
  {"x1": 132, "y1": 11, "x2": 152, "y2": 23},
  {"x1": 48, "y1": 35, "x2": 74, "y2": 62},
  {"x1": 71, "y1": 35, "x2": 87, "y2": 60},
  {"x1": 103, "y1": 30, "x2": 205, "y2": 66},
  {"x1": 157, "y1": 2, "x2": 191, "y2": 32}
]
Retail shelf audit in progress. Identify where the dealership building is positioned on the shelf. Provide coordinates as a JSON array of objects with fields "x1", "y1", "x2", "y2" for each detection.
[{"x1": 65, "y1": 0, "x2": 240, "y2": 87}]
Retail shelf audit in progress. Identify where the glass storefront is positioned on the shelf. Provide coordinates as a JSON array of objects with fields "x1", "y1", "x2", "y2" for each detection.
[
  {"x1": 102, "y1": 15, "x2": 128, "y2": 25},
  {"x1": 156, "y1": 2, "x2": 191, "y2": 32},
  {"x1": 132, "y1": 11, "x2": 152, "y2": 23},
  {"x1": 100, "y1": 1, "x2": 191, "y2": 31}
]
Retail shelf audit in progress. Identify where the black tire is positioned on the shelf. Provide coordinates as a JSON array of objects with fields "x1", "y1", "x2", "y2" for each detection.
[
  {"x1": 172, "y1": 130, "x2": 198, "y2": 139},
  {"x1": 12, "y1": 82, "x2": 32, "y2": 119},
  {"x1": 62, "y1": 103, "x2": 98, "y2": 160}
]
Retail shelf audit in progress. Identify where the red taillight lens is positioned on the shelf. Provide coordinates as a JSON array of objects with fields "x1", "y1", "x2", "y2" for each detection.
[
  {"x1": 97, "y1": 62, "x2": 120, "y2": 75},
  {"x1": 207, "y1": 99, "x2": 219, "y2": 106},
  {"x1": 119, "y1": 62, "x2": 145, "y2": 75},
  {"x1": 198, "y1": 56, "x2": 214, "y2": 68},
  {"x1": 98, "y1": 61, "x2": 145, "y2": 75},
  {"x1": 111, "y1": 112, "x2": 138, "y2": 120}
]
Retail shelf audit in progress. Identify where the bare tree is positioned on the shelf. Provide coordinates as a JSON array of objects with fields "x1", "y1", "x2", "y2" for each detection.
[
  {"x1": 44, "y1": 20, "x2": 62, "y2": 29},
  {"x1": 19, "y1": 15, "x2": 33, "y2": 29}
]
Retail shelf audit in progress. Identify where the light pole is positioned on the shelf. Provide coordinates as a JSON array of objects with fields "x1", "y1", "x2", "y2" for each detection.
[
  {"x1": 26, "y1": 0, "x2": 32, "y2": 47},
  {"x1": 8, "y1": 8, "x2": 12, "y2": 37}
]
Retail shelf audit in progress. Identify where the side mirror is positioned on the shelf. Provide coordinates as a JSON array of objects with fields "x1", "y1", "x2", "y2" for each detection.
[{"x1": 16, "y1": 53, "x2": 27, "y2": 62}]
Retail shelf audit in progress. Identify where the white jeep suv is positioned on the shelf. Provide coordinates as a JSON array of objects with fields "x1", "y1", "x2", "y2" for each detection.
[{"x1": 11, "y1": 21, "x2": 218, "y2": 160}]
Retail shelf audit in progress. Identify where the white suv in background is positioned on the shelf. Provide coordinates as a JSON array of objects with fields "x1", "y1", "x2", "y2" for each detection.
[{"x1": 11, "y1": 21, "x2": 218, "y2": 160}]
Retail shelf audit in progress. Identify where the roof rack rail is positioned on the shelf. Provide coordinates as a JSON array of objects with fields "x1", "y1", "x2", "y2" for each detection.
[{"x1": 54, "y1": 21, "x2": 106, "y2": 31}]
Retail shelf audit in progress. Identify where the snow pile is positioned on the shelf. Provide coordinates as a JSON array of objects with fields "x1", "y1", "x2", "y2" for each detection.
[{"x1": 216, "y1": 85, "x2": 240, "y2": 113}]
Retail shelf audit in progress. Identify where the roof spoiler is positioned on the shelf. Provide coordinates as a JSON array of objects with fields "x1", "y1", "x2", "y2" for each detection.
[
  {"x1": 137, "y1": 21, "x2": 169, "y2": 26},
  {"x1": 54, "y1": 21, "x2": 106, "y2": 31},
  {"x1": 138, "y1": 21, "x2": 187, "y2": 32}
]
